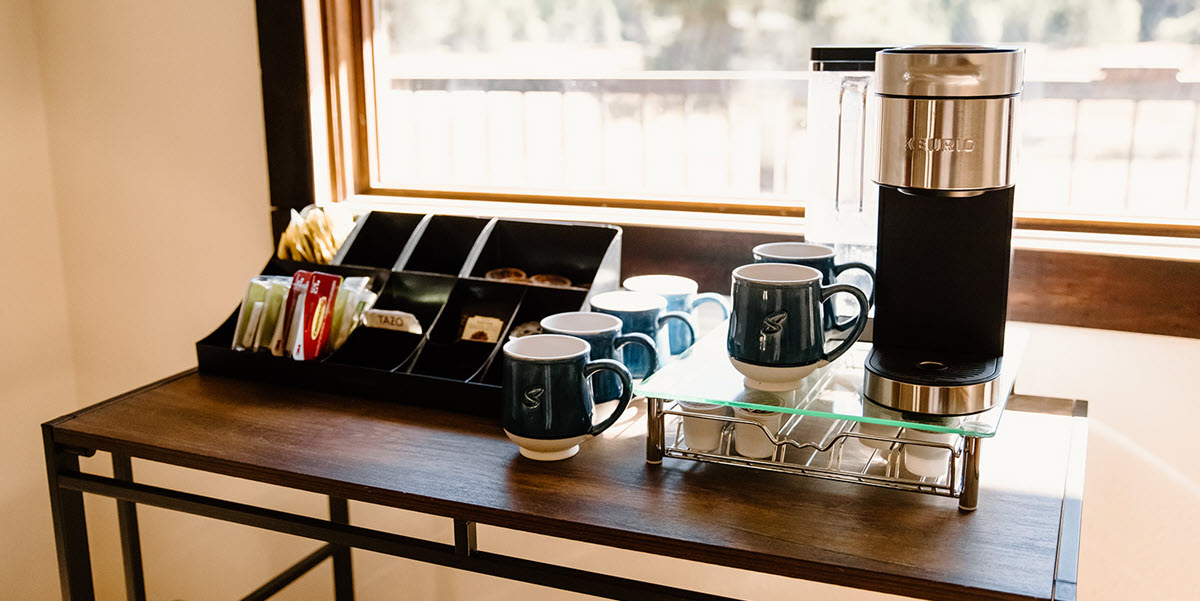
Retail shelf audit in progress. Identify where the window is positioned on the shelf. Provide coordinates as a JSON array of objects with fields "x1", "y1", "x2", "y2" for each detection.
[
  {"x1": 278, "y1": 1, "x2": 1200, "y2": 337},
  {"x1": 315, "y1": 0, "x2": 1200, "y2": 236}
]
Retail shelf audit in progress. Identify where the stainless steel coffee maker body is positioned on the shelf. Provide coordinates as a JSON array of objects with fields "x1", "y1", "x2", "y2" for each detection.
[{"x1": 863, "y1": 46, "x2": 1025, "y2": 415}]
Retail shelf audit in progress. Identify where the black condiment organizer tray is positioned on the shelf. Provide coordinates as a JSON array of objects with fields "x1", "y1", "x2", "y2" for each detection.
[{"x1": 196, "y1": 212, "x2": 622, "y2": 417}]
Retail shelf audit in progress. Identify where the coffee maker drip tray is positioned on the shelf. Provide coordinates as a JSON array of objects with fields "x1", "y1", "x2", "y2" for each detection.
[{"x1": 863, "y1": 346, "x2": 1007, "y2": 416}]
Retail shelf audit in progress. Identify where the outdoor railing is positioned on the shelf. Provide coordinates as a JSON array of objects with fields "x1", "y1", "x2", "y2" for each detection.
[{"x1": 379, "y1": 71, "x2": 1200, "y2": 219}]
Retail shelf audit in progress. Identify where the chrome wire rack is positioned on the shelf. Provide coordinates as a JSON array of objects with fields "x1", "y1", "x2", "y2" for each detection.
[{"x1": 646, "y1": 399, "x2": 982, "y2": 510}]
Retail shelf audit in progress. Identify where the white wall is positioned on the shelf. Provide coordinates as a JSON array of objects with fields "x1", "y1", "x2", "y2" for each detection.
[{"x1": 5, "y1": 1, "x2": 1197, "y2": 600}]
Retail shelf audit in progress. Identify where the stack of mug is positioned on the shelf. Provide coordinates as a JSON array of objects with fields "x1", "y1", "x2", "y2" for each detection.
[
  {"x1": 498, "y1": 243, "x2": 877, "y2": 463},
  {"x1": 500, "y1": 274, "x2": 731, "y2": 462},
  {"x1": 682, "y1": 242, "x2": 876, "y2": 458},
  {"x1": 728, "y1": 242, "x2": 873, "y2": 391}
]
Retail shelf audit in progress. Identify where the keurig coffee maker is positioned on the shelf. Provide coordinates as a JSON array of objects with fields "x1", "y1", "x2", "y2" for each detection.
[{"x1": 863, "y1": 45, "x2": 1025, "y2": 415}]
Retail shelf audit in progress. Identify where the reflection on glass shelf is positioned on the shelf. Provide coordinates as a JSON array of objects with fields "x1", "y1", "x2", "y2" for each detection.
[{"x1": 636, "y1": 322, "x2": 1013, "y2": 438}]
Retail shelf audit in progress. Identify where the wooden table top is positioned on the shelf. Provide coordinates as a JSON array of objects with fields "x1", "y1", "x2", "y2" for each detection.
[{"x1": 48, "y1": 371, "x2": 1084, "y2": 601}]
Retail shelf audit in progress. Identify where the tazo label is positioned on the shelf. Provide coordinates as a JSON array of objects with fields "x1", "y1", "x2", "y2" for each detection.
[{"x1": 363, "y1": 309, "x2": 423, "y2": 334}]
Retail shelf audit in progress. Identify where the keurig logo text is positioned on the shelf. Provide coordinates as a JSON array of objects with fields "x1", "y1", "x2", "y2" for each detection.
[{"x1": 906, "y1": 137, "x2": 975, "y2": 152}]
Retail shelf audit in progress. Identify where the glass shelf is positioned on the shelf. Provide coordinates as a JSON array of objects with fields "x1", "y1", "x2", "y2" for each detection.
[{"x1": 636, "y1": 321, "x2": 1021, "y2": 438}]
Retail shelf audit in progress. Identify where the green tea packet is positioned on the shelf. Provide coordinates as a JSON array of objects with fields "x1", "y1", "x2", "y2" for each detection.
[
  {"x1": 330, "y1": 277, "x2": 374, "y2": 351},
  {"x1": 336, "y1": 289, "x2": 379, "y2": 348},
  {"x1": 232, "y1": 275, "x2": 291, "y2": 351},
  {"x1": 252, "y1": 279, "x2": 290, "y2": 351}
]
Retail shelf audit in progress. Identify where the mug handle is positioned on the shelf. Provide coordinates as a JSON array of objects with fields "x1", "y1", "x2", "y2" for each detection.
[
  {"x1": 585, "y1": 359, "x2": 634, "y2": 436},
  {"x1": 657, "y1": 311, "x2": 696, "y2": 350},
  {"x1": 614, "y1": 332, "x2": 658, "y2": 376},
  {"x1": 689, "y1": 293, "x2": 731, "y2": 319},
  {"x1": 819, "y1": 283, "x2": 869, "y2": 363},
  {"x1": 830, "y1": 262, "x2": 876, "y2": 331}
]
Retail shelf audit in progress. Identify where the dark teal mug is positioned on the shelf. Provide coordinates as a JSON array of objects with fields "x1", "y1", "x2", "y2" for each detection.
[
  {"x1": 622, "y1": 275, "x2": 730, "y2": 355},
  {"x1": 539, "y1": 312, "x2": 657, "y2": 404},
  {"x1": 727, "y1": 263, "x2": 869, "y2": 391},
  {"x1": 753, "y1": 242, "x2": 875, "y2": 331},
  {"x1": 501, "y1": 334, "x2": 633, "y2": 461},
  {"x1": 588, "y1": 290, "x2": 696, "y2": 378}
]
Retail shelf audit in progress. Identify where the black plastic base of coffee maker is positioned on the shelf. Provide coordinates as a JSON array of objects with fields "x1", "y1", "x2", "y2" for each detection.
[{"x1": 865, "y1": 346, "x2": 1002, "y2": 387}]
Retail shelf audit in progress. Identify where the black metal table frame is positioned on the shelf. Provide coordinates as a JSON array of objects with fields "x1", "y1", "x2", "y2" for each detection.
[
  {"x1": 42, "y1": 382, "x2": 1086, "y2": 601},
  {"x1": 43, "y1": 422, "x2": 745, "y2": 601}
]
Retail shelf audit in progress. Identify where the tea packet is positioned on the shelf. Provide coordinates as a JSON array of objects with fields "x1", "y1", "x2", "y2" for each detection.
[
  {"x1": 290, "y1": 271, "x2": 343, "y2": 360},
  {"x1": 232, "y1": 276, "x2": 291, "y2": 351}
]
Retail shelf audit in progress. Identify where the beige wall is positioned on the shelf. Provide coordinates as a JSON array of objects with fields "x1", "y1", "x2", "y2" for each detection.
[
  {"x1": 4, "y1": 1, "x2": 1197, "y2": 600},
  {"x1": 9, "y1": 0, "x2": 306, "y2": 599},
  {"x1": 0, "y1": 0, "x2": 80, "y2": 598},
  {"x1": 33, "y1": 0, "x2": 273, "y2": 403}
]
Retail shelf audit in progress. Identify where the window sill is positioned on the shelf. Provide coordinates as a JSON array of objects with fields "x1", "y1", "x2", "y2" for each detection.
[
  {"x1": 333, "y1": 193, "x2": 1200, "y2": 339},
  {"x1": 1011, "y1": 229, "x2": 1200, "y2": 262},
  {"x1": 339, "y1": 193, "x2": 1200, "y2": 262},
  {"x1": 340, "y1": 193, "x2": 807, "y2": 235}
]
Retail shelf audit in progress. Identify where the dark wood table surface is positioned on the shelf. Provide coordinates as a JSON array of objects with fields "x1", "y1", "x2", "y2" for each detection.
[{"x1": 48, "y1": 371, "x2": 1085, "y2": 601}]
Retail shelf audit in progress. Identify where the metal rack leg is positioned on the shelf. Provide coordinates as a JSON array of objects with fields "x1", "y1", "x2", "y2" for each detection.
[
  {"x1": 454, "y1": 520, "x2": 477, "y2": 557},
  {"x1": 43, "y1": 425, "x2": 96, "y2": 601},
  {"x1": 959, "y1": 437, "x2": 981, "y2": 512},
  {"x1": 329, "y1": 497, "x2": 354, "y2": 601},
  {"x1": 112, "y1": 454, "x2": 146, "y2": 601},
  {"x1": 647, "y1": 397, "x2": 664, "y2": 464}
]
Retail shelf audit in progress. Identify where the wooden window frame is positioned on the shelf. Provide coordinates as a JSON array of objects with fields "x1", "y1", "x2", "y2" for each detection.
[{"x1": 256, "y1": 0, "x2": 1200, "y2": 338}]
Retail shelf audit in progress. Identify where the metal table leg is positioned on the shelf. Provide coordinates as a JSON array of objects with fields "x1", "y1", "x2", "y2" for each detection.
[
  {"x1": 454, "y1": 519, "x2": 477, "y2": 557},
  {"x1": 113, "y1": 454, "x2": 146, "y2": 601},
  {"x1": 329, "y1": 497, "x2": 354, "y2": 601},
  {"x1": 43, "y1": 424, "x2": 96, "y2": 601}
]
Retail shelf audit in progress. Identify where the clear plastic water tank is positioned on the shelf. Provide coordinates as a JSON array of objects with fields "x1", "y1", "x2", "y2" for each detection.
[{"x1": 806, "y1": 46, "x2": 889, "y2": 313}]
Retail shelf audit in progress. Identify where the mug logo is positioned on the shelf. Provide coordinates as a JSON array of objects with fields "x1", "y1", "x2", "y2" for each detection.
[
  {"x1": 523, "y1": 387, "x2": 544, "y2": 409},
  {"x1": 761, "y1": 311, "x2": 788, "y2": 335}
]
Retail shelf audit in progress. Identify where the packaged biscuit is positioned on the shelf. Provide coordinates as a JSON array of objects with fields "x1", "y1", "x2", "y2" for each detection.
[{"x1": 460, "y1": 315, "x2": 504, "y2": 342}]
